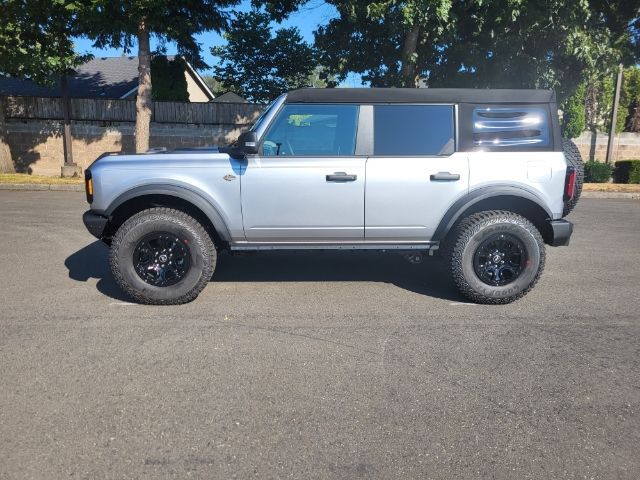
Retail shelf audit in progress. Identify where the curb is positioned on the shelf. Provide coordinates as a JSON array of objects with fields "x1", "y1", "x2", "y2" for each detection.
[
  {"x1": 0, "y1": 183, "x2": 84, "y2": 192},
  {"x1": 581, "y1": 191, "x2": 640, "y2": 199}
]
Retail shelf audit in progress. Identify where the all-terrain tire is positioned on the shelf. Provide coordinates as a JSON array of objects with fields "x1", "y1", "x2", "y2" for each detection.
[
  {"x1": 109, "y1": 208, "x2": 216, "y2": 305},
  {"x1": 562, "y1": 138, "x2": 584, "y2": 216},
  {"x1": 449, "y1": 211, "x2": 545, "y2": 304}
]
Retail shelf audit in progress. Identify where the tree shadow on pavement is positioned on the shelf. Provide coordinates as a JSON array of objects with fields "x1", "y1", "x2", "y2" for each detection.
[
  {"x1": 64, "y1": 241, "x2": 130, "y2": 301},
  {"x1": 65, "y1": 242, "x2": 465, "y2": 303}
]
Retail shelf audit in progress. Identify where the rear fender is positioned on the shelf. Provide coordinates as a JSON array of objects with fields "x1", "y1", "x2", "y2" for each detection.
[{"x1": 432, "y1": 186, "x2": 553, "y2": 243}]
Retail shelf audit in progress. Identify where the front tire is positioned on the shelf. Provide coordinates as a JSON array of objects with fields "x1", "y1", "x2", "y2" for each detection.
[
  {"x1": 449, "y1": 211, "x2": 545, "y2": 304},
  {"x1": 110, "y1": 208, "x2": 216, "y2": 305}
]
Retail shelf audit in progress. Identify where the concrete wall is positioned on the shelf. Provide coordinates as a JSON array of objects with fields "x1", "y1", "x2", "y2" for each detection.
[
  {"x1": 572, "y1": 131, "x2": 640, "y2": 162},
  {"x1": 8, "y1": 116, "x2": 640, "y2": 176},
  {"x1": 6, "y1": 120, "x2": 247, "y2": 176}
]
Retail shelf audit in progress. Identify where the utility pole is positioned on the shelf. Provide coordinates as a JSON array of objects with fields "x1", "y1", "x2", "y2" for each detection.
[{"x1": 606, "y1": 64, "x2": 623, "y2": 165}]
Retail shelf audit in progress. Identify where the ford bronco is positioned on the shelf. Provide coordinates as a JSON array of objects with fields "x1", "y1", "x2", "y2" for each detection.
[{"x1": 82, "y1": 88, "x2": 582, "y2": 305}]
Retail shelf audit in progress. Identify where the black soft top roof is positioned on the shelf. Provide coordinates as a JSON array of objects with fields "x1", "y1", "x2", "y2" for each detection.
[{"x1": 286, "y1": 88, "x2": 556, "y2": 104}]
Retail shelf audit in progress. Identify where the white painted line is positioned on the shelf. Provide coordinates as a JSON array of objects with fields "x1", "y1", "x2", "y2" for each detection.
[
  {"x1": 109, "y1": 302, "x2": 138, "y2": 306},
  {"x1": 449, "y1": 302, "x2": 479, "y2": 306}
]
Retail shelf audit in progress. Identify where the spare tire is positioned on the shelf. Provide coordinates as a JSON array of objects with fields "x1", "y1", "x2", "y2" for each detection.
[{"x1": 562, "y1": 138, "x2": 584, "y2": 216}]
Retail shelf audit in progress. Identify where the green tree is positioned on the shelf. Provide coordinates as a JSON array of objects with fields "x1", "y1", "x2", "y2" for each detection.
[
  {"x1": 591, "y1": 67, "x2": 640, "y2": 134},
  {"x1": 81, "y1": 0, "x2": 238, "y2": 152},
  {"x1": 0, "y1": 0, "x2": 85, "y2": 173},
  {"x1": 307, "y1": 66, "x2": 337, "y2": 89},
  {"x1": 561, "y1": 83, "x2": 586, "y2": 139},
  {"x1": 80, "y1": 1, "x2": 304, "y2": 151},
  {"x1": 316, "y1": 0, "x2": 638, "y2": 100},
  {"x1": 315, "y1": 0, "x2": 453, "y2": 87},
  {"x1": 211, "y1": 10, "x2": 316, "y2": 103},
  {"x1": 617, "y1": 67, "x2": 640, "y2": 133},
  {"x1": 151, "y1": 56, "x2": 189, "y2": 102},
  {"x1": 201, "y1": 75, "x2": 227, "y2": 96}
]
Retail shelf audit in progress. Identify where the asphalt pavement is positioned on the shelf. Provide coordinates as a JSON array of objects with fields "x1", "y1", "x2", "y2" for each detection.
[{"x1": 0, "y1": 191, "x2": 639, "y2": 479}]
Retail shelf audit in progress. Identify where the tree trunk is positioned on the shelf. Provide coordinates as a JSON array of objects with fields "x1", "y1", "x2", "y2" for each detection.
[
  {"x1": 135, "y1": 20, "x2": 152, "y2": 153},
  {"x1": 0, "y1": 98, "x2": 15, "y2": 173},
  {"x1": 61, "y1": 74, "x2": 74, "y2": 166},
  {"x1": 400, "y1": 25, "x2": 420, "y2": 87}
]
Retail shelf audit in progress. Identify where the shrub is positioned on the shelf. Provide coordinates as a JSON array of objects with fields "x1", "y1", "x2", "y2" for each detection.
[
  {"x1": 561, "y1": 83, "x2": 586, "y2": 139},
  {"x1": 151, "y1": 56, "x2": 189, "y2": 102},
  {"x1": 584, "y1": 161, "x2": 613, "y2": 183},
  {"x1": 631, "y1": 163, "x2": 640, "y2": 184},
  {"x1": 614, "y1": 160, "x2": 640, "y2": 184}
]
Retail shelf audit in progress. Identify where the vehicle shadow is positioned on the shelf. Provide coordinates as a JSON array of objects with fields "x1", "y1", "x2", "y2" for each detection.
[
  {"x1": 213, "y1": 250, "x2": 465, "y2": 302},
  {"x1": 65, "y1": 241, "x2": 465, "y2": 302},
  {"x1": 64, "y1": 241, "x2": 131, "y2": 301}
]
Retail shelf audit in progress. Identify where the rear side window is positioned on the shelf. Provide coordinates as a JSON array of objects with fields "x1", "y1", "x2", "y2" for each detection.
[
  {"x1": 472, "y1": 107, "x2": 550, "y2": 148},
  {"x1": 262, "y1": 104, "x2": 359, "y2": 156},
  {"x1": 373, "y1": 105, "x2": 454, "y2": 156}
]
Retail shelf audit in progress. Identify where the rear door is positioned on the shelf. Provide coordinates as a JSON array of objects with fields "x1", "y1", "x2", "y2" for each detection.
[
  {"x1": 241, "y1": 103, "x2": 366, "y2": 242},
  {"x1": 365, "y1": 104, "x2": 468, "y2": 241}
]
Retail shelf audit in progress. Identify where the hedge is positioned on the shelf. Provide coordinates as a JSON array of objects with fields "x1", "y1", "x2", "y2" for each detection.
[
  {"x1": 614, "y1": 160, "x2": 640, "y2": 184},
  {"x1": 584, "y1": 161, "x2": 614, "y2": 183}
]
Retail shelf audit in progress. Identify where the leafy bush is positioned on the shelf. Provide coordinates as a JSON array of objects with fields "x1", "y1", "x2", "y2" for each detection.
[
  {"x1": 614, "y1": 160, "x2": 640, "y2": 184},
  {"x1": 561, "y1": 83, "x2": 586, "y2": 139},
  {"x1": 151, "y1": 56, "x2": 189, "y2": 102},
  {"x1": 584, "y1": 161, "x2": 613, "y2": 183}
]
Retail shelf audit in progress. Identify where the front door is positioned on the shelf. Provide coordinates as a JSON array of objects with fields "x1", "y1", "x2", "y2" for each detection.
[
  {"x1": 241, "y1": 103, "x2": 365, "y2": 242},
  {"x1": 365, "y1": 104, "x2": 469, "y2": 241}
]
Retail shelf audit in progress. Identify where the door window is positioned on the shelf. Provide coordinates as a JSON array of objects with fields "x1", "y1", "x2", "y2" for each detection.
[
  {"x1": 262, "y1": 104, "x2": 359, "y2": 156},
  {"x1": 373, "y1": 105, "x2": 455, "y2": 156}
]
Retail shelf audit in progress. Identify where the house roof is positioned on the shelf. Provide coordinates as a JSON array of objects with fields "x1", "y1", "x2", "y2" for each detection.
[
  {"x1": 286, "y1": 88, "x2": 557, "y2": 104},
  {"x1": 0, "y1": 56, "x2": 214, "y2": 100}
]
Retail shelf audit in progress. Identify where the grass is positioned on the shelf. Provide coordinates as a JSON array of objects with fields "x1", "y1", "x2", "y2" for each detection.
[
  {"x1": 583, "y1": 183, "x2": 640, "y2": 192},
  {"x1": 0, "y1": 173, "x2": 83, "y2": 184}
]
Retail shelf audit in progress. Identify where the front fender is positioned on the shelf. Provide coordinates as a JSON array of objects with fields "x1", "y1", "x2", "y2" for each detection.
[{"x1": 103, "y1": 184, "x2": 233, "y2": 242}]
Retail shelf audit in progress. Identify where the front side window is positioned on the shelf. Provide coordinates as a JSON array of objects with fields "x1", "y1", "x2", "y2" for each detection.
[
  {"x1": 374, "y1": 105, "x2": 455, "y2": 156},
  {"x1": 261, "y1": 104, "x2": 359, "y2": 156}
]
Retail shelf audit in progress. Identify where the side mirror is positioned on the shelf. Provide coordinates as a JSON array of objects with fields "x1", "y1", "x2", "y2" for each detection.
[{"x1": 237, "y1": 131, "x2": 258, "y2": 155}]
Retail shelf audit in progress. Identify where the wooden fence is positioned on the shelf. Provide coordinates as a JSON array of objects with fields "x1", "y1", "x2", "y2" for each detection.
[{"x1": 2, "y1": 96, "x2": 263, "y2": 125}]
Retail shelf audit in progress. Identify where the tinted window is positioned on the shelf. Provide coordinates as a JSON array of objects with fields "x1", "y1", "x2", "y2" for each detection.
[
  {"x1": 262, "y1": 104, "x2": 358, "y2": 156},
  {"x1": 472, "y1": 107, "x2": 550, "y2": 148},
  {"x1": 374, "y1": 105, "x2": 454, "y2": 156}
]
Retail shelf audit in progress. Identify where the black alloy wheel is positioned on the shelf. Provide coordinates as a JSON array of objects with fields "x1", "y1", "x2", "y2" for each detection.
[
  {"x1": 133, "y1": 232, "x2": 192, "y2": 287},
  {"x1": 472, "y1": 233, "x2": 526, "y2": 286}
]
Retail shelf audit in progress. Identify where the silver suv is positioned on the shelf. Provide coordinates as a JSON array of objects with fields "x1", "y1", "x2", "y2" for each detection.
[{"x1": 82, "y1": 88, "x2": 582, "y2": 305}]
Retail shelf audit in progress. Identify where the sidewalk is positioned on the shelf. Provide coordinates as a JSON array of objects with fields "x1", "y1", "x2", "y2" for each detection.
[{"x1": 0, "y1": 183, "x2": 84, "y2": 192}]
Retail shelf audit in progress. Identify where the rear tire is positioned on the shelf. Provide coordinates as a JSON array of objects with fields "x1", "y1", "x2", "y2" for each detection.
[
  {"x1": 562, "y1": 138, "x2": 584, "y2": 216},
  {"x1": 449, "y1": 211, "x2": 545, "y2": 304},
  {"x1": 110, "y1": 208, "x2": 216, "y2": 305}
]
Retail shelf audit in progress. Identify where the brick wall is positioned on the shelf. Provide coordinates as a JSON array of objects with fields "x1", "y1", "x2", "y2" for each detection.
[
  {"x1": 572, "y1": 131, "x2": 640, "y2": 162},
  {"x1": 6, "y1": 120, "x2": 249, "y2": 176}
]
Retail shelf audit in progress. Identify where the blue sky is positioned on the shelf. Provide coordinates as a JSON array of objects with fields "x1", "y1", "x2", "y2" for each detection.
[{"x1": 72, "y1": 0, "x2": 364, "y2": 87}]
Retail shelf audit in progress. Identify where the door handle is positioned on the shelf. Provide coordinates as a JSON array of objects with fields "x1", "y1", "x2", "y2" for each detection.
[
  {"x1": 326, "y1": 172, "x2": 357, "y2": 182},
  {"x1": 430, "y1": 171, "x2": 460, "y2": 181}
]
